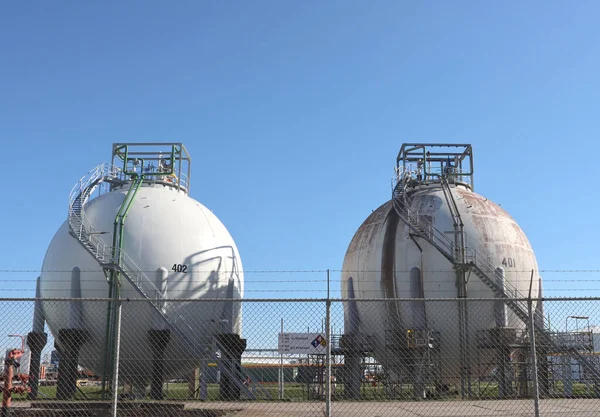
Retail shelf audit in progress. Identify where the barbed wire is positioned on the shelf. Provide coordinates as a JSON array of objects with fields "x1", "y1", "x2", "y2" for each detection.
[
  {"x1": 1, "y1": 269, "x2": 600, "y2": 273},
  {"x1": 2, "y1": 278, "x2": 600, "y2": 284},
  {"x1": 1, "y1": 288, "x2": 597, "y2": 293}
]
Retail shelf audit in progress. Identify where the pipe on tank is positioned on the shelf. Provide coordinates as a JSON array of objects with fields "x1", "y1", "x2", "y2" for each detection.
[
  {"x1": 221, "y1": 278, "x2": 235, "y2": 334},
  {"x1": 409, "y1": 267, "x2": 426, "y2": 329},
  {"x1": 534, "y1": 277, "x2": 544, "y2": 330},
  {"x1": 32, "y1": 277, "x2": 45, "y2": 334},
  {"x1": 345, "y1": 277, "x2": 360, "y2": 334},
  {"x1": 154, "y1": 267, "x2": 168, "y2": 330},
  {"x1": 382, "y1": 208, "x2": 402, "y2": 329},
  {"x1": 494, "y1": 267, "x2": 507, "y2": 328},
  {"x1": 68, "y1": 267, "x2": 83, "y2": 329}
]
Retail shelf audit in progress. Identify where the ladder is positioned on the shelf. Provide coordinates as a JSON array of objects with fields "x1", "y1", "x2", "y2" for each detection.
[
  {"x1": 67, "y1": 164, "x2": 271, "y2": 400},
  {"x1": 390, "y1": 180, "x2": 600, "y2": 382}
]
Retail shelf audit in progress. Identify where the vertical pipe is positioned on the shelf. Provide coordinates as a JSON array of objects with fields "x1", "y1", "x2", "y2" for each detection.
[
  {"x1": 382, "y1": 209, "x2": 402, "y2": 330},
  {"x1": 2, "y1": 350, "x2": 18, "y2": 416},
  {"x1": 346, "y1": 277, "x2": 359, "y2": 334},
  {"x1": 495, "y1": 266, "x2": 510, "y2": 398},
  {"x1": 534, "y1": 278, "x2": 545, "y2": 330},
  {"x1": 494, "y1": 268, "x2": 507, "y2": 328},
  {"x1": 468, "y1": 147, "x2": 474, "y2": 191},
  {"x1": 410, "y1": 267, "x2": 426, "y2": 329},
  {"x1": 528, "y1": 299, "x2": 540, "y2": 416},
  {"x1": 457, "y1": 269, "x2": 470, "y2": 398},
  {"x1": 176, "y1": 145, "x2": 182, "y2": 192},
  {"x1": 101, "y1": 272, "x2": 115, "y2": 398},
  {"x1": 222, "y1": 278, "x2": 235, "y2": 334},
  {"x1": 279, "y1": 318, "x2": 284, "y2": 400},
  {"x1": 68, "y1": 267, "x2": 83, "y2": 330},
  {"x1": 528, "y1": 272, "x2": 540, "y2": 417},
  {"x1": 155, "y1": 267, "x2": 168, "y2": 330},
  {"x1": 32, "y1": 277, "x2": 45, "y2": 333},
  {"x1": 325, "y1": 297, "x2": 332, "y2": 416},
  {"x1": 111, "y1": 300, "x2": 122, "y2": 417}
]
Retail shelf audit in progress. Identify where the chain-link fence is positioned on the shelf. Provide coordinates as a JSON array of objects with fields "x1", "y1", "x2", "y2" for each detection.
[{"x1": 2, "y1": 297, "x2": 600, "y2": 416}]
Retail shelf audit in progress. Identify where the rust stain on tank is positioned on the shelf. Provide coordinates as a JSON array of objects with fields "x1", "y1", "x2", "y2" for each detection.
[
  {"x1": 347, "y1": 201, "x2": 392, "y2": 253},
  {"x1": 458, "y1": 189, "x2": 531, "y2": 249}
]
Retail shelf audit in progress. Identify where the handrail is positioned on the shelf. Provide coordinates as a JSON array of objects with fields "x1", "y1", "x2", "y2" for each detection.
[
  {"x1": 392, "y1": 166, "x2": 473, "y2": 188},
  {"x1": 392, "y1": 185, "x2": 523, "y2": 300},
  {"x1": 67, "y1": 164, "x2": 267, "y2": 397},
  {"x1": 68, "y1": 164, "x2": 122, "y2": 213},
  {"x1": 392, "y1": 195, "x2": 527, "y2": 305},
  {"x1": 390, "y1": 188, "x2": 600, "y2": 378}
]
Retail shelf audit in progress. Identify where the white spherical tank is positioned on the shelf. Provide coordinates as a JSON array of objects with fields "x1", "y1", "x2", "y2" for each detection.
[
  {"x1": 341, "y1": 145, "x2": 542, "y2": 386},
  {"x1": 40, "y1": 144, "x2": 244, "y2": 386}
]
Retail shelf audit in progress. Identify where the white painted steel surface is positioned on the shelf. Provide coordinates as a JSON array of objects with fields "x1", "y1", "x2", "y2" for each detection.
[
  {"x1": 40, "y1": 183, "x2": 244, "y2": 382},
  {"x1": 341, "y1": 183, "x2": 541, "y2": 382}
]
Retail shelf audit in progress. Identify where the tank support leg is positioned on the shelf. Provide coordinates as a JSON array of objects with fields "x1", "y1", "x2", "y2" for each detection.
[
  {"x1": 26, "y1": 332, "x2": 47, "y2": 400},
  {"x1": 339, "y1": 333, "x2": 365, "y2": 400},
  {"x1": 188, "y1": 364, "x2": 200, "y2": 400},
  {"x1": 517, "y1": 348, "x2": 529, "y2": 397},
  {"x1": 412, "y1": 351, "x2": 425, "y2": 400},
  {"x1": 536, "y1": 344, "x2": 550, "y2": 398},
  {"x1": 147, "y1": 329, "x2": 171, "y2": 400},
  {"x1": 497, "y1": 344, "x2": 513, "y2": 398},
  {"x1": 56, "y1": 329, "x2": 89, "y2": 400},
  {"x1": 217, "y1": 334, "x2": 247, "y2": 400}
]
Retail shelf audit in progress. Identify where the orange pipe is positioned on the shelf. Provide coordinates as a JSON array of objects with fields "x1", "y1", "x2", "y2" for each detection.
[{"x1": 2, "y1": 349, "x2": 27, "y2": 416}]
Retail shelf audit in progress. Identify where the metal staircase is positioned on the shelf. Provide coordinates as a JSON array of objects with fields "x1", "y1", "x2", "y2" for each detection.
[
  {"x1": 391, "y1": 178, "x2": 600, "y2": 382},
  {"x1": 67, "y1": 164, "x2": 271, "y2": 400}
]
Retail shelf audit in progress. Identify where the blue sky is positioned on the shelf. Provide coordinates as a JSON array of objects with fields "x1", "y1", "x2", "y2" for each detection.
[{"x1": 1, "y1": 1, "x2": 600, "y2": 300}]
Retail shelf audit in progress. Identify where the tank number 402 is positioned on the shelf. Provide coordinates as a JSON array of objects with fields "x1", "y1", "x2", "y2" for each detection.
[
  {"x1": 501, "y1": 257, "x2": 516, "y2": 268},
  {"x1": 172, "y1": 264, "x2": 188, "y2": 273}
]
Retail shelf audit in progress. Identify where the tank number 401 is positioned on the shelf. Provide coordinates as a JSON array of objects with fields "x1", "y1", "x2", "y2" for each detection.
[
  {"x1": 501, "y1": 257, "x2": 516, "y2": 268},
  {"x1": 172, "y1": 264, "x2": 188, "y2": 273}
]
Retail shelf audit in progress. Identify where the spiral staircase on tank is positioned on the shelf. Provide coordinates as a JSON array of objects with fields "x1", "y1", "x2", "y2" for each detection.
[
  {"x1": 66, "y1": 163, "x2": 271, "y2": 400},
  {"x1": 391, "y1": 174, "x2": 600, "y2": 385}
]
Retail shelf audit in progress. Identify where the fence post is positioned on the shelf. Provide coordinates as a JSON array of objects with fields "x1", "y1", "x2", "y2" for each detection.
[
  {"x1": 111, "y1": 299, "x2": 123, "y2": 417},
  {"x1": 279, "y1": 318, "x2": 284, "y2": 400},
  {"x1": 325, "y1": 269, "x2": 332, "y2": 417},
  {"x1": 528, "y1": 272, "x2": 540, "y2": 417}
]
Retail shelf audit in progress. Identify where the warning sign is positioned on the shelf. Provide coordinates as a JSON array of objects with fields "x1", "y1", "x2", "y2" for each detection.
[{"x1": 278, "y1": 333, "x2": 327, "y2": 354}]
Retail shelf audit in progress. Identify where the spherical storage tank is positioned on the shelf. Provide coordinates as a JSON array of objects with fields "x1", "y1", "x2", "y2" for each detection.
[
  {"x1": 40, "y1": 143, "x2": 244, "y2": 387},
  {"x1": 341, "y1": 144, "x2": 542, "y2": 386}
]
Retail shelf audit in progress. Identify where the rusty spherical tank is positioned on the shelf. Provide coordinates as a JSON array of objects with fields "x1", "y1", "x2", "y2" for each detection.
[{"x1": 341, "y1": 182, "x2": 541, "y2": 384}]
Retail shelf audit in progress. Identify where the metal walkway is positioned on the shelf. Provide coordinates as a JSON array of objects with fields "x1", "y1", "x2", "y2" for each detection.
[
  {"x1": 66, "y1": 163, "x2": 271, "y2": 400},
  {"x1": 391, "y1": 175, "x2": 600, "y2": 383}
]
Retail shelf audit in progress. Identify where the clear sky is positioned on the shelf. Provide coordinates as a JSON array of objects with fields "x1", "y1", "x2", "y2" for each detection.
[{"x1": 2, "y1": 1, "x2": 600, "y2": 300}]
